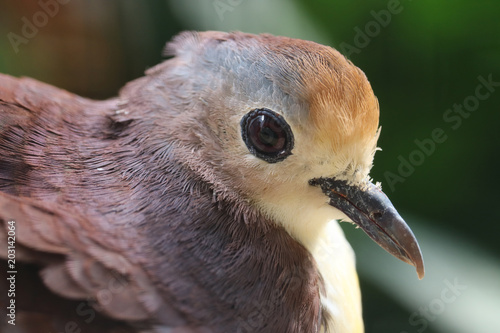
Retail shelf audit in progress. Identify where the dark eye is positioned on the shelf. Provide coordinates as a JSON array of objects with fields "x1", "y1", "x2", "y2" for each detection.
[{"x1": 240, "y1": 108, "x2": 294, "y2": 163}]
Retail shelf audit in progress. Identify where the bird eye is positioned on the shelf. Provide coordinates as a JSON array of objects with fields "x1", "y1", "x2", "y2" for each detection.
[{"x1": 240, "y1": 108, "x2": 294, "y2": 163}]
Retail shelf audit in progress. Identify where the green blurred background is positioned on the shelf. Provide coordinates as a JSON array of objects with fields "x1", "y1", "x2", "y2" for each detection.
[{"x1": 1, "y1": 1, "x2": 499, "y2": 332}]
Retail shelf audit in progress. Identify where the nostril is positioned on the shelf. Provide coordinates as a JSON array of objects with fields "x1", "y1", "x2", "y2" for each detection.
[{"x1": 372, "y1": 211, "x2": 383, "y2": 220}]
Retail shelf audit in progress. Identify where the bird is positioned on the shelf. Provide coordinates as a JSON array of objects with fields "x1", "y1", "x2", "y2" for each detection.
[{"x1": 0, "y1": 31, "x2": 424, "y2": 333}]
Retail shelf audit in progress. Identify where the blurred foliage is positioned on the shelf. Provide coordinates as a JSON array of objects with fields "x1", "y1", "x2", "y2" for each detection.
[
  {"x1": 0, "y1": 1, "x2": 183, "y2": 98},
  {"x1": 1, "y1": 1, "x2": 499, "y2": 332}
]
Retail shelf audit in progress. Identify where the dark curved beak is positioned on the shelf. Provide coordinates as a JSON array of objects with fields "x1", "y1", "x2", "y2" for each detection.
[{"x1": 310, "y1": 177, "x2": 424, "y2": 279}]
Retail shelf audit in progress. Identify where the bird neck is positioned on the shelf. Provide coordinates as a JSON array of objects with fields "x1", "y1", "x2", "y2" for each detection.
[
  {"x1": 249, "y1": 181, "x2": 365, "y2": 333},
  {"x1": 111, "y1": 128, "x2": 328, "y2": 331}
]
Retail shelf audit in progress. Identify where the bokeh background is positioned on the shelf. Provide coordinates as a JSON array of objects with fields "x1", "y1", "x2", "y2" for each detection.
[{"x1": 1, "y1": 1, "x2": 499, "y2": 332}]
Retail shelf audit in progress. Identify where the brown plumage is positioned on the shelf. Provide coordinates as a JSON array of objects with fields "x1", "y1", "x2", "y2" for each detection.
[
  {"x1": 0, "y1": 32, "x2": 329, "y2": 333},
  {"x1": 0, "y1": 31, "x2": 423, "y2": 332}
]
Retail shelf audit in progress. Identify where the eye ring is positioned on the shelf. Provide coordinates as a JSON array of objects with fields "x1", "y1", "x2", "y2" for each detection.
[{"x1": 240, "y1": 108, "x2": 294, "y2": 163}]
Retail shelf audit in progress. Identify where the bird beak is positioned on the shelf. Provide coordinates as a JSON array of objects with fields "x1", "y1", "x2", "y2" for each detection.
[{"x1": 309, "y1": 177, "x2": 425, "y2": 279}]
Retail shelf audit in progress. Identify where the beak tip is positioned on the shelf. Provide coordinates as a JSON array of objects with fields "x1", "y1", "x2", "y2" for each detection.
[
  {"x1": 416, "y1": 260, "x2": 425, "y2": 280},
  {"x1": 409, "y1": 250, "x2": 425, "y2": 279}
]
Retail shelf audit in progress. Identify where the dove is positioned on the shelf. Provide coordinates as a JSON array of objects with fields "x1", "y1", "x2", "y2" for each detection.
[{"x1": 0, "y1": 31, "x2": 424, "y2": 333}]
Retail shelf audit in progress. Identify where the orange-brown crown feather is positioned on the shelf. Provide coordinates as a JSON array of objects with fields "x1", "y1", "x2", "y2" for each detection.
[{"x1": 254, "y1": 34, "x2": 380, "y2": 151}]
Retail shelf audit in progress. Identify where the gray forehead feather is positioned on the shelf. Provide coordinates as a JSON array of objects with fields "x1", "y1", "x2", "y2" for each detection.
[{"x1": 165, "y1": 31, "x2": 343, "y2": 99}]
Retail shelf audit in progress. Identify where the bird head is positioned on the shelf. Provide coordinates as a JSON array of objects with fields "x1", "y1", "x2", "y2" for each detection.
[{"x1": 145, "y1": 31, "x2": 424, "y2": 279}]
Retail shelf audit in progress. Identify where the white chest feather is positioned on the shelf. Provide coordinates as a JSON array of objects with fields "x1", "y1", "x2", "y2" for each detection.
[{"x1": 312, "y1": 221, "x2": 364, "y2": 333}]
